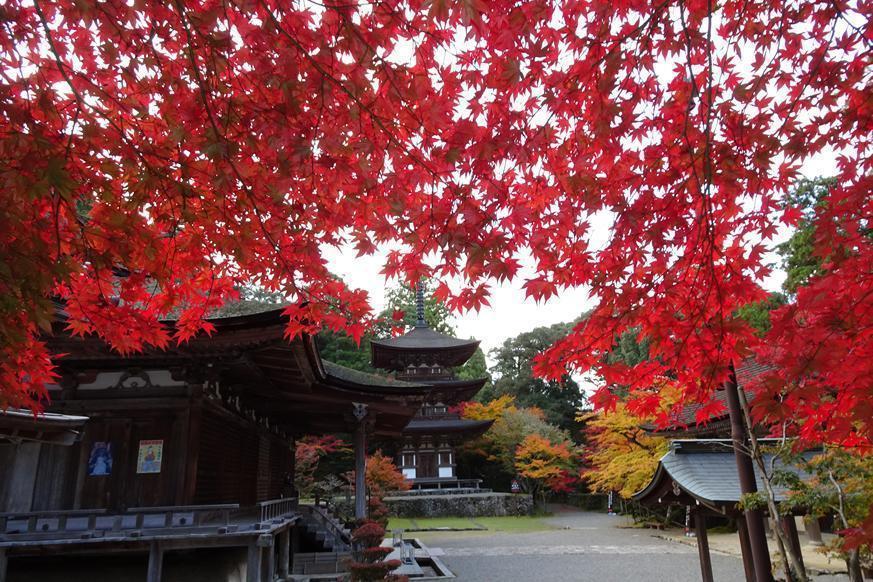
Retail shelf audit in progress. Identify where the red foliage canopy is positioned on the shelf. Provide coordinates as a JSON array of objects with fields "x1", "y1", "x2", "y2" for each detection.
[{"x1": 1, "y1": 0, "x2": 870, "y2": 451}]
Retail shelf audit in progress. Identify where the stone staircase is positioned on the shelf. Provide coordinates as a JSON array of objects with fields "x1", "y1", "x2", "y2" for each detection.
[{"x1": 298, "y1": 504, "x2": 352, "y2": 553}]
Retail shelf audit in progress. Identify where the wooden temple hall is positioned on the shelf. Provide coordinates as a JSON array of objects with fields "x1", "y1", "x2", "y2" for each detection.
[{"x1": 0, "y1": 308, "x2": 445, "y2": 582}]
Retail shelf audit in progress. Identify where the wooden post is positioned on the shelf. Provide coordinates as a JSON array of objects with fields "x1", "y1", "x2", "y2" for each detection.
[
  {"x1": 781, "y1": 515, "x2": 806, "y2": 574},
  {"x1": 804, "y1": 515, "x2": 823, "y2": 546},
  {"x1": 695, "y1": 512, "x2": 714, "y2": 582},
  {"x1": 352, "y1": 403, "x2": 368, "y2": 521},
  {"x1": 0, "y1": 547, "x2": 8, "y2": 582},
  {"x1": 246, "y1": 542, "x2": 262, "y2": 582},
  {"x1": 737, "y1": 517, "x2": 757, "y2": 582},
  {"x1": 725, "y1": 366, "x2": 774, "y2": 582},
  {"x1": 146, "y1": 541, "x2": 164, "y2": 582},
  {"x1": 260, "y1": 535, "x2": 275, "y2": 582},
  {"x1": 182, "y1": 387, "x2": 203, "y2": 505},
  {"x1": 278, "y1": 528, "x2": 291, "y2": 578}
]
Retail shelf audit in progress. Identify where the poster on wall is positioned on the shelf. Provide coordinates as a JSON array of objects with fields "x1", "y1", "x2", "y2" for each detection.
[
  {"x1": 88, "y1": 442, "x2": 112, "y2": 476},
  {"x1": 136, "y1": 439, "x2": 163, "y2": 474}
]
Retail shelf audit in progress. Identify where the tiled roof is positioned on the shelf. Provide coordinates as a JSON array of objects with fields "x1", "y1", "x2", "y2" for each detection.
[
  {"x1": 646, "y1": 359, "x2": 777, "y2": 433},
  {"x1": 634, "y1": 439, "x2": 817, "y2": 504}
]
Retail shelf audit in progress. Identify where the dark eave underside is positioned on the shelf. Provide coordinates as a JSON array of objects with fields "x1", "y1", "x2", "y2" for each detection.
[{"x1": 403, "y1": 417, "x2": 493, "y2": 436}]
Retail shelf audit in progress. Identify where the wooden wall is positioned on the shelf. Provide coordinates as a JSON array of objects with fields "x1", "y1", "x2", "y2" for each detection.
[
  {"x1": 3, "y1": 391, "x2": 294, "y2": 513},
  {"x1": 193, "y1": 401, "x2": 292, "y2": 505},
  {"x1": 71, "y1": 399, "x2": 191, "y2": 510}
]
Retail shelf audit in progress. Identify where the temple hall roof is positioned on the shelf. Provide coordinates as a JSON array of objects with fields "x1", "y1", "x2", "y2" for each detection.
[{"x1": 643, "y1": 359, "x2": 776, "y2": 436}]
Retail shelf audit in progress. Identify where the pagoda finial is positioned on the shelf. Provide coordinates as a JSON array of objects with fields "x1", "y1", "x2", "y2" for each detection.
[{"x1": 415, "y1": 280, "x2": 426, "y2": 327}]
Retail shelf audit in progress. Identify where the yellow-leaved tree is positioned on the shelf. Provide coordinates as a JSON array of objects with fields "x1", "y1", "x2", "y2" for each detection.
[{"x1": 579, "y1": 405, "x2": 668, "y2": 499}]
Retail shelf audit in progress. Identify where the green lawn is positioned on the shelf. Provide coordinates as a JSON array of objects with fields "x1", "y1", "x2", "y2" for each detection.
[{"x1": 387, "y1": 515, "x2": 556, "y2": 533}]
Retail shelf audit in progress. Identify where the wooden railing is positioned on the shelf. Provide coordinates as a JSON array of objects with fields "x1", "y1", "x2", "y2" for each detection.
[
  {"x1": 256, "y1": 497, "x2": 298, "y2": 522},
  {"x1": 410, "y1": 478, "x2": 482, "y2": 490},
  {"x1": 127, "y1": 503, "x2": 240, "y2": 528},
  {"x1": 0, "y1": 509, "x2": 107, "y2": 536},
  {"x1": 0, "y1": 499, "x2": 305, "y2": 543},
  {"x1": 0, "y1": 504, "x2": 239, "y2": 539}
]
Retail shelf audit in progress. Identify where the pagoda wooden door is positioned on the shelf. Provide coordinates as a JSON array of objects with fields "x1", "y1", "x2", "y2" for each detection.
[{"x1": 417, "y1": 451, "x2": 437, "y2": 478}]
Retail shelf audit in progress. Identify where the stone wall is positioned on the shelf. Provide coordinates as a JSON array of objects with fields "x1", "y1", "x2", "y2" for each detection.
[{"x1": 383, "y1": 492, "x2": 533, "y2": 518}]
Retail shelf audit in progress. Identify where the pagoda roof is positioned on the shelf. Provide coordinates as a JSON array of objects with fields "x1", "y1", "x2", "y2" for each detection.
[
  {"x1": 371, "y1": 326, "x2": 480, "y2": 371},
  {"x1": 632, "y1": 439, "x2": 817, "y2": 515}
]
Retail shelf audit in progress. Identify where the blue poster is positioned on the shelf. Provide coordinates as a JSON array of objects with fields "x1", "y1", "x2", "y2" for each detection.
[{"x1": 88, "y1": 442, "x2": 112, "y2": 476}]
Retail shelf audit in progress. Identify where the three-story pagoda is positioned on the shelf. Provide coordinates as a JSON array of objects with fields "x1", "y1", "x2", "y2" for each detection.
[{"x1": 371, "y1": 285, "x2": 493, "y2": 487}]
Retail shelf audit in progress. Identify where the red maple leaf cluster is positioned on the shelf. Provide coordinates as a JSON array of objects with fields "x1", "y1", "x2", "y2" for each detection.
[{"x1": 1, "y1": 0, "x2": 869, "y2": 460}]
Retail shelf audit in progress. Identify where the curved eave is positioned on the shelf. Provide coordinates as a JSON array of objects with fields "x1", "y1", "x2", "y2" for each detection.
[
  {"x1": 631, "y1": 450, "x2": 672, "y2": 502},
  {"x1": 632, "y1": 440, "x2": 819, "y2": 515},
  {"x1": 319, "y1": 360, "x2": 430, "y2": 394},
  {"x1": 370, "y1": 329, "x2": 480, "y2": 371}
]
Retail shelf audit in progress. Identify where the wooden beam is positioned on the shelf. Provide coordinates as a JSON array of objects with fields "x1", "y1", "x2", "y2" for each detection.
[
  {"x1": 725, "y1": 369, "x2": 774, "y2": 582},
  {"x1": 146, "y1": 541, "x2": 164, "y2": 582},
  {"x1": 695, "y1": 512, "x2": 714, "y2": 582},
  {"x1": 182, "y1": 393, "x2": 203, "y2": 504}
]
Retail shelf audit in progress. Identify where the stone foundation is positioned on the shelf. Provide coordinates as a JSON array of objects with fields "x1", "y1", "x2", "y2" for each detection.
[{"x1": 383, "y1": 492, "x2": 533, "y2": 518}]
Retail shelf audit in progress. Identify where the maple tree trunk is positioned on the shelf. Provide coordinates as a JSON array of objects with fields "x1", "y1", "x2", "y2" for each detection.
[
  {"x1": 829, "y1": 472, "x2": 864, "y2": 582},
  {"x1": 737, "y1": 390, "x2": 809, "y2": 582}
]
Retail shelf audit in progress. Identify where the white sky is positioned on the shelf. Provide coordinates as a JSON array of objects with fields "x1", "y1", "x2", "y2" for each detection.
[
  {"x1": 318, "y1": 1, "x2": 846, "y2": 369},
  {"x1": 323, "y1": 154, "x2": 839, "y2": 368}
]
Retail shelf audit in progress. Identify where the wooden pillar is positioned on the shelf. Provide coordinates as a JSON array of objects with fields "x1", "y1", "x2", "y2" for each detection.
[
  {"x1": 353, "y1": 403, "x2": 368, "y2": 521},
  {"x1": 261, "y1": 535, "x2": 275, "y2": 582},
  {"x1": 781, "y1": 515, "x2": 805, "y2": 574},
  {"x1": 146, "y1": 541, "x2": 164, "y2": 582},
  {"x1": 804, "y1": 515, "x2": 823, "y2": 546},
  {"x1": 695, "y1": 512, "x2": 714, "y2": 582},
  {"x1": 737, "y1": 517, "x2": 757, "y2": 582},
  {"x1": 1, "y1": 547, "x2": 8, "y2": 582},
  {"x1": 278, "y1": 528, "x2": 291, "y2": 578},
  {"x1": 182, "y1": 385, "x2": 203, "y2": 504},
  {"x1": 725, "y1": 366, "x2": 774, "y2": 582},
  {"x1": 246, "y1": 542, "x2": 263, "y2": 582}
]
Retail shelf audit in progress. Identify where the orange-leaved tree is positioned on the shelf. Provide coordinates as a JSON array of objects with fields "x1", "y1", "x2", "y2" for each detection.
[{"x1": 515, "y1": 434, "x2": 576, "y2": 508}]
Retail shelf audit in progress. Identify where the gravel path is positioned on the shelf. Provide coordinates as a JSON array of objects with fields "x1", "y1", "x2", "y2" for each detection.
[{"x1": 416, "y1": 507, "x2": 850, "y2": 582}]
